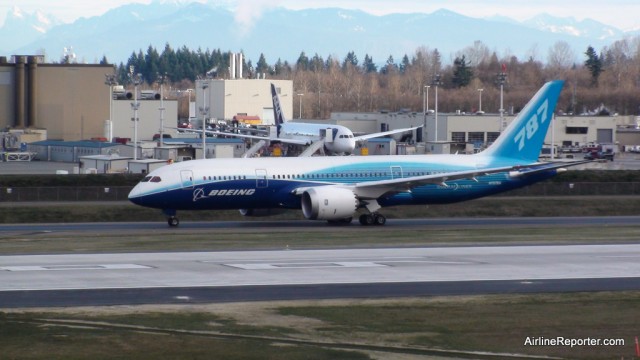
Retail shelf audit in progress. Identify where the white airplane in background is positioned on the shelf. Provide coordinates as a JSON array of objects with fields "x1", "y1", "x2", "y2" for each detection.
[
  {"x1": 183, "y1": 83, "x2": 422, "y2": 156},
  {"x1": 131, "y1": 80, "x2": 587, "y2": 227}
]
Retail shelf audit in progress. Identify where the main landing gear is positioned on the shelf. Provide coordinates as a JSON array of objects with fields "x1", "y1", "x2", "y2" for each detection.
[
  {"x1": 358, "y1": 213, "x2": 386, "y2": 226},
  {"x1": 358, "y1": 200, "x2": 386, "y2": 226}
]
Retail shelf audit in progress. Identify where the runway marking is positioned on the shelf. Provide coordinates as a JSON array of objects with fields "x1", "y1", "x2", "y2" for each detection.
[
  {"x1": 0, "y1": 264, "x2": 151, "y2": 272},
  {"x1": 224, "y1": 259, "x2": 477, "y2": 270},
  {"x1": 596, "y1": 255, "x2": 640, "y2": 258},
  {"x1": 225, "y1": 262, "x2": 387, "y2": 270}
]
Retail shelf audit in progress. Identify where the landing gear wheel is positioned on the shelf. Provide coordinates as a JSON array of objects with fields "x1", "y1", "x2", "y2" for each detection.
[
  {"x1": 373, "y1": 214, "x2": 386, "y2": 226},
  {"x1": 167, "y1": 217, "x2": 179, "y2": 227},
  {"x1": 359, "y1": 214, "x2": 375, "y2": 225}
]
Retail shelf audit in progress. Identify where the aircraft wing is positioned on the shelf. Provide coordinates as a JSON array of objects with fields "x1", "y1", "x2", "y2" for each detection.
[
  {"x1": 353, "y1": 125, "x2": 423, "y2": 142},
  {"x1": 292, "y1": 160, "x2": 587, "y2": 200},
  {"x1": 349, "y1": 160, "x2": 589, "y2": 199},
  {"x1": 167, "y1": 127, "x2": 312, "y2": 146},
  {"x1": 505, "y1": 160, "x2": 591, "y2": 177}
]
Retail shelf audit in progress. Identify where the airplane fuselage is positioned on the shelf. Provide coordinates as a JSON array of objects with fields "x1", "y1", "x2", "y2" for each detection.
[
  {"x1": 128, "y1": 154, "x2": 555, "y2": 212},
  {"x1": 279, "y1": 122, "x2": 356, "y2": 154}
]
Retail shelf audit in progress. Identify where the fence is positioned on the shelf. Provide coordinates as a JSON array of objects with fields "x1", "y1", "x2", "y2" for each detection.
[
  {"x1": 0, "y1": 186, "x2": 132, "y2": 202},
  {"x1": 1, "y1": 183, "x2": 640, "y2": 202}
]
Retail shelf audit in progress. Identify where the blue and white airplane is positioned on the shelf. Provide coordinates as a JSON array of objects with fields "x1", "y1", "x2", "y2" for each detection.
[{"x1": 130, "y1": 80, "x2": 581, "y2": 227}]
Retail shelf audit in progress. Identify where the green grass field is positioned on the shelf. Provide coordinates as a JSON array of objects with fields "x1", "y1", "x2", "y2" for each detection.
[
  {"x1": 2, "y1": 196, "x2": 640, "y2": 359},
  {"x1": 2, "y1": 292, "x2": 638, "y2": 359}
]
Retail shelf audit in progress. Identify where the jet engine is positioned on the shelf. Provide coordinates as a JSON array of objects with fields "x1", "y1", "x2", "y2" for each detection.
[
  {"x1": 239, "y1": 208, "x2": 286, "y2": 217},
  {"x1": 301, "y1": 187, "x2": 358, "y2": 220}
]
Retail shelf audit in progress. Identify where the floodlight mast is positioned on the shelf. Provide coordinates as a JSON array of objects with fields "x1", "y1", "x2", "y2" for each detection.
[
  {"x1": 129, "y1": 66, "x2": 142, "y2": 161},
  {"x1": 157, "y1": 72, "x2": 168, "y2": 148}
]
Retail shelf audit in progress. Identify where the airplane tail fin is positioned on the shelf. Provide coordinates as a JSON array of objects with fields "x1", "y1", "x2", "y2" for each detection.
[
  {"x1": 481, "y1": 80, "x2": 564, "y2": 163},
  {"x1": 271, "y1": 83, "x2": 285, "y2": 137}
]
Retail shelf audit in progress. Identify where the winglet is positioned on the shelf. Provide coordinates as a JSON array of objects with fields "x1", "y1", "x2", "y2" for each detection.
[
  {"x1": 271, "y1": 83, "x2": 285, "y2": 137},
  {"x1": 481, "y1": 80, "x2": 564, "y2": 162}
]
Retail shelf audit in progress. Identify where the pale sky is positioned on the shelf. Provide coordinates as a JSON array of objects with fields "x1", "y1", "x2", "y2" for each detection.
[{"x1": 2, "y1": 0, "x2": 639, "y2": 31}]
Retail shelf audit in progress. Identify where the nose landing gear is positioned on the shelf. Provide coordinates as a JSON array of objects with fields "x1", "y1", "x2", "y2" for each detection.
[
  {"x1": 163, "y1": 209, "x2": 179, "y2": 227},
  {"x1": 167, "y1": 216, "x2": 179, "y2": 227}
]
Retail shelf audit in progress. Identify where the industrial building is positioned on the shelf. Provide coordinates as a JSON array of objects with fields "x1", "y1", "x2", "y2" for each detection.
[
  {"x1": 195, "y1": 78, "x2": 293, "y2": 126},
  {"x1": 0, "y1": 55, "x2": 113, "y2": 140},
  {"x1": 111, "y1": 96, "x2": 179, "y2": 142},
  {"x1": 329, "y1": 111, "x2": 627, "y2": 155}
]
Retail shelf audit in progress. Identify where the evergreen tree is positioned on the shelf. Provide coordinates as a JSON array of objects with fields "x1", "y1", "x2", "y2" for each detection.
[
  {"x1": 431, "y1": 49, "x2": 442, "y2": 73},
  {"x1": 362, "y1": 54, "x2": 377, "y2": 73},
  {"x1": 144, "y1": 45, "x2": 160, "y2": 83},
  {"x1": 256, "y1": 53, "x2": 269, "y2": 75},
  {"x1": 343, "y1": 51, "x2": 358, "y2": 69},
  {"x1": 380, "y1": 55, "x2": 397, "y2": 74},
  {"x1": 451, "y1": 55, "x2": 473, "y2": 88},
  {"x1": 296, "y1": 51, "x2": 309, "y2": 71},
  {"x1": 584, "y1": 45, "x2": 604, "y2": 86},
  {"x1": 399, "y1": 54, "x2": 410, "y2": 74},
  {"x1": 310, "y1": 53, "x2": 324, "y2": 72}
]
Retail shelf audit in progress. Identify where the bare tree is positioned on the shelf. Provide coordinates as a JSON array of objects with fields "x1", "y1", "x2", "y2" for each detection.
[
  {"x1": 459, "y1": 40, "x2": 491, "y2": 67},
  {"x1": 547, "y1": 41, "x2": 575, "y2": 78}
]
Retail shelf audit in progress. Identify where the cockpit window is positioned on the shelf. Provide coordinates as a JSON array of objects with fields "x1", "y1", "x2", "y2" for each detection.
[
  {"x1": 150, "y1": 176, "x2": 162, "y2": 183},
  {"x1": 141, "y1": 176, "x2": 152, "y2": 182}
]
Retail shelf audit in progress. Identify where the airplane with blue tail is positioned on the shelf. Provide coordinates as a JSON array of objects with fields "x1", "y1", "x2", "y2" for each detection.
[{"x1": 129, "y1": 80, "x2": 585, "y2": 227}]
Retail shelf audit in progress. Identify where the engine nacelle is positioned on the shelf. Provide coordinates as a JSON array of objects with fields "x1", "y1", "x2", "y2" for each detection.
[
  {"x1": 239, "y1": 208, "x2": 286, "y2": 217},
  {"x1": 301, "y1": 187, "x2": 358, "y2": 220}
]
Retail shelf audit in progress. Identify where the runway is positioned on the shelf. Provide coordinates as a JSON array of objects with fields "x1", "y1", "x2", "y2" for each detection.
[
  {"x1": 2, "y1": 215, "x2": 640, "y2": 233},
  {"x1": 1, "y1": 243, "x2": 640, "y2": 307}
]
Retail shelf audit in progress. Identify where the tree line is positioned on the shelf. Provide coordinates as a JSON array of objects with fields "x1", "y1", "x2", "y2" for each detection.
[{"x1": 102, "y1": 37, "x2": 640, "y2": 119}]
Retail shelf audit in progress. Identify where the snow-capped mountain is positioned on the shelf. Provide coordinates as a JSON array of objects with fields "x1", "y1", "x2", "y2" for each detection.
[
  {"x1": 0, "y1": 6, "x2": 60, "y2": 55},
  {"x1": 522, "y1": 13, "x2": 622, "y2": 40},
  {"x1": 0, "y1": 3, "x2": 631, "y2": 65}
]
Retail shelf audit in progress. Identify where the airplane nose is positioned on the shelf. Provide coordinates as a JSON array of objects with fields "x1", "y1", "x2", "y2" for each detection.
[{"x1": 128, "y1": 185, "x2": 144, "y2": 203}]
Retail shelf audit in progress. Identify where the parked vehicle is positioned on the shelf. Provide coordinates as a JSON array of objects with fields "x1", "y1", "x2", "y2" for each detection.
[{"x1": 584, "y1": 150, "x2": 614, "y2": 161}]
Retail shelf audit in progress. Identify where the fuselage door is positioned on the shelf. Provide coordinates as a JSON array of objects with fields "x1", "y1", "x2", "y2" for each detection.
[
  {"x1": 255, "y1": 169, "x2": 268, "y2": 188},
  {"x1": 320, "y1": 128, "x2": 334, "y2": 143},
  {"x1": 180, "y1": 170, "x2": 194, "y2": 189},
  {"x1": 391, "y1": 166, "x2": 403, "y2": 179}
]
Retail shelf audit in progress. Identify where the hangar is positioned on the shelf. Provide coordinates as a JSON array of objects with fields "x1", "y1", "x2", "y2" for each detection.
[
  {"x1": 0, "y1": 55, "x2": 112, "y2": 140},
  {"x1": 329, "y1": 111, "x2": 625, "y2": 154},
  {"x1": 194, "y1": 78, "x2": 293, "y2": 127}
]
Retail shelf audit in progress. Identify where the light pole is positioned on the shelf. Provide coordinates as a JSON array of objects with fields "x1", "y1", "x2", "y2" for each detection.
[
  {"x1": 422, "y1": 85, "x2": 430, "y2": 141},
  {"x1": 199, "y1": 80, "x2": 209, "y2": 159},
  {"x1": 431, "y1": 74, "x2": 442, "y2": 142},
  {"x1": 297, "y1": 93, "x2": 304, "y2": 119},
  {"x1": 496, "y1": 67, "x2": 507, "y2": 132},
  {"x1": 104, "y1": 73, "x2": 118, "y2": 142},
  {"x1": 186, "y1": 89, "x2": 194, "y2": 119},
  {"x1": 477, "y1": 88, "x2": 483, "y2": 114},
  {"x1": 157, "y1": 72, "x2": 167, "y2": 148},
  {"x1": 129, "y1": 66, "x2": 142, "y2": 161}
]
